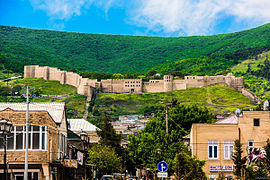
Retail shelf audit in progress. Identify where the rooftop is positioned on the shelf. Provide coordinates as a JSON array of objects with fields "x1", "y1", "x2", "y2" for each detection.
[
  {"x1": 0, "y1": 102, "x2": 65, "y2": 123},
  {"x1": 214, "y1": 114, "x2": 238, "y2": 124},
  {"x1": 68, "y1": 119, "x2": 100, "y2": 133}
]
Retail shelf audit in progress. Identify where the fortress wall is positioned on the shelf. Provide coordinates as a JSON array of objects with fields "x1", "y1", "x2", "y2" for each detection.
[
  {"x1": 185, "y1": 76, "x2": 204, "y2": 80},
  {"x1": 111, "y1": 79, "x2": 125, "y2": 93},
  {"x1": 185, "y1": 80, "x2": 205, "y2": 88},
  {"x1": 173, "y1": 80, "x2": 186, "y2": 90},
  {"x1": 204, "y1": 76, "x2": 226, "y2": 86},
  {"x1": 47, "y1": 67, "x2": 62, "y2": 82},
  {"x1": 34, "y1": 66, "x2": 47, "y2": 79},
  {"x1": 164, "y1": 75, "x2": 173, "y2": 92},
  {"x1": 65, "y1": 72, "x2": 81, "y2": 87},
  {"x1": 241, "y1": 88, "x2": 258, "y2": 103},
  {"x1": 86, "y1": 79, "x2": 98, "y2": 87},
  {"x1": 24, "y1": 65, "x2": 40, "y2": 78},
  {"x1": 24, "y1": 66, "x2": 251, "y2": 101},
  {"x1": 24, "y1": 66, "x2": 31, "y2": 78},
  {"x1": 143, "y1": 81, "x2": 164, "y2": 92},
  {"x1": 123, "y1": 79, "x2": 143, "y2": 93},
  {"x1": 230, "y1": 77, "x2": 244, "y2": 91},
  {"x1": 101, "y1": 79, "x2": 113, "y2": 92}
]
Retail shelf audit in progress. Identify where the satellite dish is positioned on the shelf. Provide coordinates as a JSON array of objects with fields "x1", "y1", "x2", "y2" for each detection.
[
  {"x1": 263, "y1": 100, "x2": 269, "y2": 111},
  {"x1": 235, "y1": 108, "x2": 241, "y2": 116}
]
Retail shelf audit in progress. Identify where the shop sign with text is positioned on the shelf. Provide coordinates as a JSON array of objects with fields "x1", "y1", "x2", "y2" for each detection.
[{"x1": 210, "y1": 165, "x2": 233, "y2": 172}]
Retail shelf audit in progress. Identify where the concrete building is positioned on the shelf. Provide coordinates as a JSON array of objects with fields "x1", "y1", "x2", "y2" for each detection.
[
  {"x1": 190, "y1": 111, "x2": 270, "y2": 179},
  {"x1": 0, "y1": 103, "x2": 68, "y2": 180}
]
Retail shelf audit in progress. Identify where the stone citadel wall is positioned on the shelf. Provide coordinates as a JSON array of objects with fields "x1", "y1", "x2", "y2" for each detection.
[
  {"x1": 24, "y1": 65, "x2": 256, "y2": 102},
  {"x1": 24, "y1": 65, "x2": 97, "y2": 98}
]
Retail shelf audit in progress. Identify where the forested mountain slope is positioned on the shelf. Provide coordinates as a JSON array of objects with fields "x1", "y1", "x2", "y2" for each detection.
[{"x1": 1, "y1": 23, "x2": 270, "y2": 74}]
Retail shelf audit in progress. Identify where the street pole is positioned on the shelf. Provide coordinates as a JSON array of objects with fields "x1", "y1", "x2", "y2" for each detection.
[
  {"x1": 84, "y1": 144, "x2": 86, "y2": 180},
  {"x1": 4, "y1": 133, "x2": 7, "y2": 180},
  {"x1": 165, "y1": 105, "x2": 168, "y2": 134},
  {"x1": 24, "y1": 86, "x2": 29, "y2": 180}
]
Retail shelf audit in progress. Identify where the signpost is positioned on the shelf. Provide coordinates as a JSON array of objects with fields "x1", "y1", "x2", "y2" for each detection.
[{"x1": 157, "y1": 162, "x2": 168, "y2": 179}]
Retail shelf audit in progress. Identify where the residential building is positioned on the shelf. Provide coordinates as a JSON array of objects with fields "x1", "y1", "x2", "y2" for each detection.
[
  {"x1": 190, "y1": 111, "x2": 270, "y2": 179},
  {"x1": 0, "y1": 103, "x2": 68, "y2": 180},
  {"x1": 67, "y1": 119, "x2": 100, "y2": 180},
  {"x1": 67, "y1": 119, "x2": 100, "y2": 143}
]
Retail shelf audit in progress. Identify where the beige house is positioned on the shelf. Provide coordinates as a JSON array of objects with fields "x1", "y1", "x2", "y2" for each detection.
[
  {"x1": 190, "y1": 111, "x2": 270, "y2": 179},
  {"x1": 0, "y1": 103, "x2": 68, "y2": 180}
]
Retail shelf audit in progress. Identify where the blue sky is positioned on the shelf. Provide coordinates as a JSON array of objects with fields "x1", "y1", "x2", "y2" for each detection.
[{"x1": 1, "y1": 0, "x2": 270, "y2": 37}]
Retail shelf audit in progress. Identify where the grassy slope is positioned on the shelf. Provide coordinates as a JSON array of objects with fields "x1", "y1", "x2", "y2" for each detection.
[
  {"x1": 0, "y1": 76, "x2": 255, "y2": 119},
  {"x1": 231, "y1": 51, "x2": 270, "y2": 99},
  {"x1": 0, "y1": 78, "x2": 85, "y2": 118},
  {"x1": 12, "y1": 78, "x2": 77, "y2": 95},
  {"x1": 94, "y1": 84, "x2": 254, "y2": 118},
  {"x1": 1, "y1": 23, "x2": 270, "y2": 74}
]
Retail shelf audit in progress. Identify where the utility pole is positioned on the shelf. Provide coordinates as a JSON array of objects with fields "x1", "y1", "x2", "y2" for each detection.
[
  {"x1": 165, "y1": 105, "x2": 168, "y2": 134},
  {"x1": 24, "y1": 86, "x2": 29, "y2": 180}
]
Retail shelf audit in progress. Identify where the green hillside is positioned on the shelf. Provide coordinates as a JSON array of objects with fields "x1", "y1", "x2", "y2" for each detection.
[
  {"x1": 92, "y1": 84, "x2": 254, "y2": 120},
  {"x1": 232, "y1": 51, "x2": 270, "y2": 99},
  {"x1": 1, "y1": 23, "x2": 270, "y2": 74},
  {"x1": 0, "y1": 78, "x2": 86, "y2": 118}
]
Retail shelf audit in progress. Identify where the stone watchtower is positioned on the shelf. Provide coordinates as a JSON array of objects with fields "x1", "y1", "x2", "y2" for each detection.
[{"x1": 163, "y1": 75, "x2": 173, "y2": 92}]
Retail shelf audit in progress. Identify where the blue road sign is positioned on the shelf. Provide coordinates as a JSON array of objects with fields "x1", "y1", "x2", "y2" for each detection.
[{"x1": 157, "y1": 162, "x2": 168, "y2": 172}]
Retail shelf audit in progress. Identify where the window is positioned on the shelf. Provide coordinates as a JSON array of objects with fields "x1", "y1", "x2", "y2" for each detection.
[
  {"x1": 16, "y1": 126, "x2": 23, "y2": 149},
  {"x1": 254, "y1": 118, "x2": 260, "y2": 126},
  {"x1": 224, "y1": 141, "x2": 234, "y2": 159},
  {"x1": 0, "y1": 126, "x2": 47, "y2": 150},
  {"x1": 248, "y1": 140, "x2": 254, "y2": 147},
  {"x1": 209, "y1": 175, "x2": 217, "y2": 180},
  {"x1": 7, "y1": 127, "x2": 14, "y2": 149},
  {"x1": 209, "y1": 140, "x2": 218, "y2": 159}
]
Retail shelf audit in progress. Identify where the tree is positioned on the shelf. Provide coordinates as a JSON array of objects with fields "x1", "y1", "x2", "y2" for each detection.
[
  {"x1": 146, "y1": 70, "x2": 157, "y2": 77},
  {"x1": 232, "y1": 140, "x2": 247, "y2": 179},
  {"x1": 263, "y1": 138, "x2": 270, "y2": 174},
  {"x1": 247, "y1": 63, "x2": 251, "y2": 74},
  {"x1": 173, "y1": 151, "x2": 206, "y2": 180},
  {"x1": 127, "y1": 104, "x2": 216, "y2": 174},
  {"x1": 97, "y1": 114, "x2": 122, "y2": 152},
  {"x1": 87, "y1": 144, "x2": 121, "y2": 177},
  {"x1": 112, "y1": 73, "x2": 124, "y2": 79}
]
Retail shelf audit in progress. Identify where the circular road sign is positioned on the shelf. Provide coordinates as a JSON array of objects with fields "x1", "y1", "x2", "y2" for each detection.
[{"x1": 157, "y1": 161, "x2": 168, "y2": 172}]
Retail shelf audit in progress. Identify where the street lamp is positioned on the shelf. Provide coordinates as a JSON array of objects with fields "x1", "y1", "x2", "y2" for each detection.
[
  {"x1": 157, "y1": 148, "x2": 162, "y2": 161},
  {"x1": 122, "y1": 143, "x2": 128, "y2": 178},
  {"x1": 80, "y1": 131, "x2": 89, "y2": 180},
  {"x1": 0, "y1": 119, "x2": 13, "y2": 180}
]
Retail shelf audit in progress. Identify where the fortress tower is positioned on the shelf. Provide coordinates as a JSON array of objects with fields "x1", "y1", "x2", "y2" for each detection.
[{"x1": 163, "y1": 75, "x2": 173, "y2": 92}]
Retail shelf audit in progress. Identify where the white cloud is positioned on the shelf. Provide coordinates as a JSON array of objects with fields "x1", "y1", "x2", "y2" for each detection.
[
  {"x1": 29, "y1": 0, "x2": 270, "y2": 35},
  {"x1": 131, "y1": 0, "x2": 270, "y2": 35},
  {"x1": 29, "y1": 0, "x2": 118, "y2": 20}
]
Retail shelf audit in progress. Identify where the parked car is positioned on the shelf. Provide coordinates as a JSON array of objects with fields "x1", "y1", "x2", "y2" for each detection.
[{"x1": 101, "y1": 175, "x2": 114, "y2": 180}]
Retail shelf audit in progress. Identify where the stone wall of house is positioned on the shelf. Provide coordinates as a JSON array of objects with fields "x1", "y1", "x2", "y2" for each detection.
[{"x1": 0, "y1": 109, "x2": 58, "y2": 164}]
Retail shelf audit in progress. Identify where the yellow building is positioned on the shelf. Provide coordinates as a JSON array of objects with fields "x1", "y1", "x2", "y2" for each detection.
[{"x1": 190, "y1": 111, "x2": 270, "y2": 179}]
